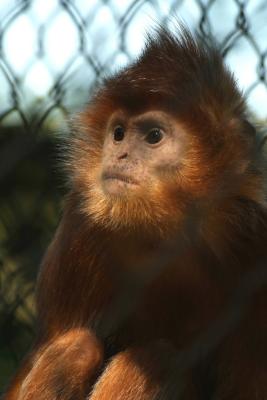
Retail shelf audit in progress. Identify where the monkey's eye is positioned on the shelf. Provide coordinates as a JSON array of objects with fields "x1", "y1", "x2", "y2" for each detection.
[
  {"x1": 145, "y1": 128, "x2": 163, "y2": 144},
  {"x1": 113, "y1": 126, "x2": 125, "y2": 141}
]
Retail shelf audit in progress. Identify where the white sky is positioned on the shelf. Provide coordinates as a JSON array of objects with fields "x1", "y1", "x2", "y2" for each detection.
[{"x1": 0, "y1": 0, "x2": 266, "y2": 120}]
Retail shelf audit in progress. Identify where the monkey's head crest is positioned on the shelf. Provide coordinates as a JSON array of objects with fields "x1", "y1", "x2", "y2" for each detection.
[{"x1": 68, "y1": 26, "x2": 263, "y2": 236}]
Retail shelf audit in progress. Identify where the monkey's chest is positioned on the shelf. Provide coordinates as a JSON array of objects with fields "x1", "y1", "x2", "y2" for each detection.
[{"x1": 108, "y1": 263, "x2": 225, "y2": 351}]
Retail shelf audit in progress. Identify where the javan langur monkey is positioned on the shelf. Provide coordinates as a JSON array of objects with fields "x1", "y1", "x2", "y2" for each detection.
[{"x1": 4, "y1": 25, "x2": 267, "y2": 400}]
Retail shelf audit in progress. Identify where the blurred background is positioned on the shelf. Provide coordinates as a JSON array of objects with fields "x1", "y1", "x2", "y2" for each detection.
[{"x1": 0, "y1": 0, "x2": 267, "y2": 392}]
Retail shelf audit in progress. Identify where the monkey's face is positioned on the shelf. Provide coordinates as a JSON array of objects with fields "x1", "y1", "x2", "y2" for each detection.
[
  {"x1": 72, "y1": 107, "x2": 196, "y2": 234},
  {"x1": 71, "y1": 97, "x2": 257, "y2": 236},
  {"x1": 101, "y1": 110, "x2": 186, "y2": 198},
  {"x1": 71, "y1": 103, "x2": 253, "y2": 235}
]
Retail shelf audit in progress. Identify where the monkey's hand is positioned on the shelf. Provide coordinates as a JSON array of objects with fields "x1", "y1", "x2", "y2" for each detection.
[
  {"x1": 89, "y1": 342, "x2": 197, "y2": 400},
  {"x1": 17, "y1": 328, "x2": 103, "y2": 400}
]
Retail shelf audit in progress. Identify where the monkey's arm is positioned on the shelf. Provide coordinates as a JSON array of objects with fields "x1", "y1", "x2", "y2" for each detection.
[
  {"x1": 89, "y1": 343, "x2": 197, "y2": 400},
  {"x1": 4, "y1": 205, "x2": 108, "y2": 400},
  {"x1": 9, "y1": 329, "x2": 103, "y2": 400}
]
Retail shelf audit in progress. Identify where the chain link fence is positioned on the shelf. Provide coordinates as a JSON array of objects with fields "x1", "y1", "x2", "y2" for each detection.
[{"x1": 0, "y1": 0, "x2": 267, "y2": 393}]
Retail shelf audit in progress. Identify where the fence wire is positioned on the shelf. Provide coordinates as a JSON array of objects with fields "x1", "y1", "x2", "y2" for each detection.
[{"x1": 0, "y1": 0, "x2": 267, "y2": 394}]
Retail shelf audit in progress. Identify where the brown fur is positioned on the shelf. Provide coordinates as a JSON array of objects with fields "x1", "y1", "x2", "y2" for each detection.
[{"x1": 4, "y1": 26, "x2": 267, "y2": 399}]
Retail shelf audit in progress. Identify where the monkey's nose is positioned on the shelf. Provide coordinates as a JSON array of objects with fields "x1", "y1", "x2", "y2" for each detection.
[{"x1": 117, "y1": 152, "x2": 128, "y2": 160}]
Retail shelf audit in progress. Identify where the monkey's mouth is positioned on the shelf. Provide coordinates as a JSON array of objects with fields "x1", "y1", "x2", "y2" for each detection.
[
  {"x1": 102, "y1": 172, "x2": 138, "y2": 186},
  {"x1": 101, "y1": 172, "x2": 139, "y2": 195}
]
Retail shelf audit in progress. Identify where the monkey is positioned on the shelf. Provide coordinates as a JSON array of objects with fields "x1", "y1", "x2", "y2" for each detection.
[{"x1": 4, "y1": 25, "x2": 267, "y2": 400}]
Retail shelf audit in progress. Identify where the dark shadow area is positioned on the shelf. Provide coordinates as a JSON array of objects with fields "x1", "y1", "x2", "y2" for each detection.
[{"x1": 0, "y1": 126, "x2": 64, "y2": 390}]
